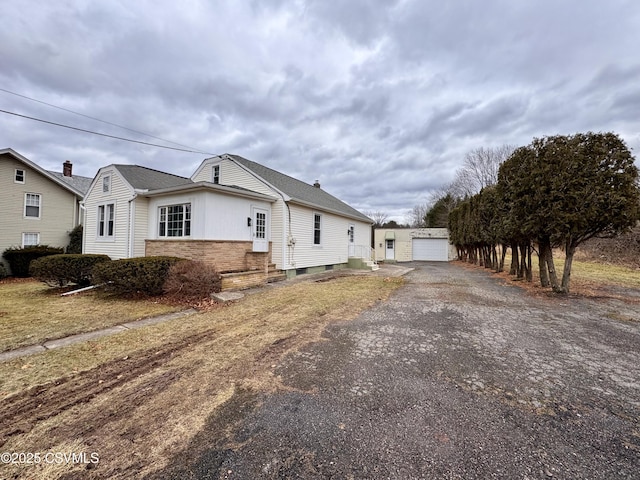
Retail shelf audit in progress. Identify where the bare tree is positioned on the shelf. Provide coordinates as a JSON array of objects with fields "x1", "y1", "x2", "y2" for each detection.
[
  {"x1": 450, "y1": 145, "x2": 516, "y2": 198},
  {"x1": 406, "y1": 203, "x2": 429, "y2": 227},
  {"x1": 364, "y1": 210, "x2": 389, "y2": 227}
]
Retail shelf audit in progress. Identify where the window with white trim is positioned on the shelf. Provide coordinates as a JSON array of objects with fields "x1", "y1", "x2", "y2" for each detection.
[
  {"x1": 348, "y1": 225, "x2": 355, "y2": 243},
  {"x1": 212, "y1": 165, "x2": 220, "y2": 184},
  {"x1": 158, "y1": 203, "x2": 191, "y2": 237},
  {"x1": 97, "y1": 203, "x2": 115, "y2": 238},
  {"x1": 15, "y1": 169, "x2": 25, "y2": 183},
  {"x1": 102, "y1": 175, "x2": 111, "y2": 193},
  {"x1": 22, "y1": 232, "x2": 40, "y2": 247},
  {"x1": 24, "y1": 193, "x2": 41, "y2": 218},
  {"x1": 313, "y1": 213, "x2": 322, "y2": 245}
]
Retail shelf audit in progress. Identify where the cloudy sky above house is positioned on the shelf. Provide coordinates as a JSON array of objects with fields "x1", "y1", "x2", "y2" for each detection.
[{"x1": 1, "y1": 0, "x2": 639, "y2": 222}]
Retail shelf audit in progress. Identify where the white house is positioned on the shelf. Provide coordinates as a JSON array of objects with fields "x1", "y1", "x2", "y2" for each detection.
[{"x1": 83, "y1": 154, "x2": 374, "y2": 289}]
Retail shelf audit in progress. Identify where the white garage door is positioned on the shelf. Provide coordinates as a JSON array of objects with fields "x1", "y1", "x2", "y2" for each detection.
[{"x1": 412, "y1": 238, "x2": 449, "y2": 261}]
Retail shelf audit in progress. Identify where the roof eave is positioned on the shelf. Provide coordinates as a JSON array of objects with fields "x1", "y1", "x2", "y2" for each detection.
[
  {"x1": 142, "y1": 181, "x2": 277, "y2": 202},
  {"x1": 288, "y1": 198, "x2": 372, "y2": 223},
  {"x1": 1, "y1": 147, "x2": 86, "y2": 198}
]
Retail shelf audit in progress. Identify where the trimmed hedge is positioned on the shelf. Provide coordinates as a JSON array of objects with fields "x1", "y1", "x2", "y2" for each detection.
[
  {"x1": 92, "y1": 256, "x2": 184, "y2": 296},
  {"x1": 0, "y1": 263, "x2": 7, "y2": 280},
  {"x1": 30, "y1": 254, "x2": 112, "y2": 287},
  {"x1": 2, "y1": 245, "x2": 64, "y2": 278},
  {"x1": 66, "y1": 225, "x2": 83, "y2": 254}
]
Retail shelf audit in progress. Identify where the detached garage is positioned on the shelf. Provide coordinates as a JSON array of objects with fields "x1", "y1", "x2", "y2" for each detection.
[
  {"x1": 374, "y1": 228, "x2": 457, "y2": 262},
  {"x1": 412, "y1": 237, "x2": 449, "y2": 261}
]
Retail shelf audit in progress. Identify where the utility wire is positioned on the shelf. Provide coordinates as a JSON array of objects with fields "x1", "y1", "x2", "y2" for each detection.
[
  {"x1": 0, "y1": 109, "x2": 215, "y2": 155},
  {"x1": 0, "y1": 87, "x2": 206, "y2": 152}
]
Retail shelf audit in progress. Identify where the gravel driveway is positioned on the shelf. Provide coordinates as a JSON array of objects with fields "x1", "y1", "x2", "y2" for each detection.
[{"x1": 156, "y1": 262, "x2": 640, "y2": 480}]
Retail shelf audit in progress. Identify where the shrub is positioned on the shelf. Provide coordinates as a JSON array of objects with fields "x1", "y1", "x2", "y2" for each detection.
[
  {"x1": 0, "y1": 262, "x2": 8, "y2": 280},
  {"x1": 2, "y1": 245, "x2": 64, "y2": 277},
  {"x1": 66, "y1": 225, "x2": 83, "y2": 254},
  {"x1": 163, "y1": 260, "x2": 222, "y2": 301},
  {"x1": 30, "y1": 254, "x2": 111, "y2": 287},
  {"x1": 92, "y1": 256, "x2": 184, "y2": 296}
]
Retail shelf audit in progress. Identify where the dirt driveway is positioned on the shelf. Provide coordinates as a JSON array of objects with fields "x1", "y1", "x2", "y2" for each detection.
[{"x1": 154, "y1": 262, "x2": 640, "y2": 480}]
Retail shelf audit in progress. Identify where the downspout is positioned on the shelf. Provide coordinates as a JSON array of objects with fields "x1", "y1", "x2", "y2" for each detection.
[
  {"x1": 128, "y1": 194, "x2": 137, "y2": 258},
  {"x1": 80, "y1": 201, "x2": 86, "y2": 253}
]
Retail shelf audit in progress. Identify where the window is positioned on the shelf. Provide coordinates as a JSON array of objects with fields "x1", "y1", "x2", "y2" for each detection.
[
  {"x1": 256, "y1": 211, "x2": 266, "y2": 239},
  {"x1": 98, "y1": 203, "x2": 115, "y2": 238},
  {"x1": 212, "y1": 165, "x2": 220, "y2": 184},
  {"x1": 22, "y1": 233, "x2": 39, "y2": 247},
  {"x1": 348, "y1": 225, "x2": 355, "y2": 243},
  {"x1": 313, "y1": 213, "x2": 321, "y2": 245},
  {"x1": 15, "y1": 169, "x2": 25, "y2": 183},
  {"x1": 158, "y1": 203, "x2": 191, "y2": 237},
  {"x1": 102, "y1": 175, "x2": 111, "y2": 193},
  {"x1": 24, "y1": 193, "x2": 41, "y2": 218}
]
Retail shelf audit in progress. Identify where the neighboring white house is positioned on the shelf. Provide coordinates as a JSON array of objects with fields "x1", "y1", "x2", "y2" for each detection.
[
  {"x1": 0, "y1": 148, "x2": 91, "y2": 273},
  {"x1": 374, "y1": 228, "x2": 457, "y2": 262},
  {"x1": 83, "y1": 154, "x2": 374, "y2": 288}
]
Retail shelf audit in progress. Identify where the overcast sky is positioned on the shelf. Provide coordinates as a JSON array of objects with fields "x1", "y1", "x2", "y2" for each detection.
[{"x1": 2, "y1": 1, "x2": 639, "y2": 222}]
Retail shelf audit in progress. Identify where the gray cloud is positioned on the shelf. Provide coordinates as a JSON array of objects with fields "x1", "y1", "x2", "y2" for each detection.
[{"x1": 1, "y1": 0, "x2": 640, "y2": 222}]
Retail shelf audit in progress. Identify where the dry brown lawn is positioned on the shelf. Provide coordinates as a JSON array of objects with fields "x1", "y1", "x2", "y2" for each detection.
[
  {"x1": 0, "y1": 274, "x2": 403, "y2": 479},
  {"x1": 0, "y1": 279, "x2": 181, "y2": 352}
]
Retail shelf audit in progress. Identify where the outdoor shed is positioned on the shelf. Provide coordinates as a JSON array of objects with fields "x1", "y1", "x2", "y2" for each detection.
[{"x1": 374, "y1": 228, "x2": 456, "y2": 262}]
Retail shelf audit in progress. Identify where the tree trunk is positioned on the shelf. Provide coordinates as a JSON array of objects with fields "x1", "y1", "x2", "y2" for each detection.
[
  {"x1": 544, "y1": 243, "x2": 561, "y2": 292},
  {"x1": 525, "y1": 244, "x2": 533, "y2": 282},
  {"x1": 510, "y1": 244, "x2": 518, "y2": 276},
  {"x1": 538, "y1": 239, "x2": 550, "y2": 287},
  {"x1": 517, "y1": 244, "x2": 526, "y2": 279},
  {"x1": 499, "y1": 244, "x2": 507, "y2": 273},
  {"x1": 560, "y1": 241, "x2": 577, "y2": 294}
]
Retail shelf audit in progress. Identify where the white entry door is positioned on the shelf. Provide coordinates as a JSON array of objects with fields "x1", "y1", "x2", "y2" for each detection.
[
  {"x1": 385, "y1": 239, "x2": 395, "y2": 259},
  {"x1": 348, "y1": 224, "x2": 355, "y2": 256},
  {"x1": 252, "y1": 207, "x2": 269, "y2": 252}
]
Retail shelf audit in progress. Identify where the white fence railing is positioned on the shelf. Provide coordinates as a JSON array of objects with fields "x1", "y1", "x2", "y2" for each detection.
[{"x1": 349, "y1": 244, "x2": 376, "y2": 263}]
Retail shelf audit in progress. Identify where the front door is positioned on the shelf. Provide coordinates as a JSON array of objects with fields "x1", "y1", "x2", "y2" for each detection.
[
  {"x1": 252, "y1": 207, "x2": 269, "y2": 252},
  {"x1": 348, "y1": 224, "x2": 355, "y2": 256},
  {"x1": 385, "y1": 239, "x2": 395, "y2": 260}
]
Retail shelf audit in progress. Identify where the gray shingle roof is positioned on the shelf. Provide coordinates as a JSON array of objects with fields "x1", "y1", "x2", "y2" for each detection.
[
  {"x1": 227, "y1": 154, "x2": 372, "y2": 223},
  {"x1": 113, "y1": 164, "x2": 192, "y2": 190},
  {"x1": 47, "y1": 171, "x2": 93, "y2": 195}
]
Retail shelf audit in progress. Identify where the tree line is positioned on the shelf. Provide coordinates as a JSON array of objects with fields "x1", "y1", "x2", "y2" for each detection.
[{"x1": 445, "y1": 132, "x2": 639, "y2": 293}]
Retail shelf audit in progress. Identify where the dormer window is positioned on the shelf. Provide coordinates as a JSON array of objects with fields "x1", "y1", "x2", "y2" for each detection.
[
  {"x1": 15, "y1": 169, "x2": 25, "y2": 183},
  {"x1": 212, "y1": 165, "x2": 220, "y2": 184},
  {"x1": 103, "y1": 175, "x2": 111, "y2": 193}
]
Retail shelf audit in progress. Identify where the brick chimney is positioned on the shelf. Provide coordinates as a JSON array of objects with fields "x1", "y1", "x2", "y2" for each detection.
[
  {"x1": 313, "y1": 180, "x2": 320, "y2": 188},
  {"x1": 63, "y1": 160, "x2": 72, "y2": 177}
]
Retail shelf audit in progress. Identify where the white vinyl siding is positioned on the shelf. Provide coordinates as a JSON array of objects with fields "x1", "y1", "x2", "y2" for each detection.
[
  {"x1": 0, "y1": 153, "x2": 79, "y2": 258},
  {"x1": 287, "y1": 203, "x2": 370, "y2": 269},
  {"x1": 147, "y1": 191, "x2": 271, "y2": 242},
  {"x1": 192, "y1": 157, "x2": 276, "y2": 196},
  {"x1": 132, "y1": 197, "x2": 148, "y2": 257},
  {"x1": 83, "y1": 168, "x2": 133, "y2": 259}
]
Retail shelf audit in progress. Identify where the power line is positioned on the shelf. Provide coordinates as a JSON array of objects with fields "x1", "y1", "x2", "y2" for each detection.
[
  {"x1": 0, "y1": 87, "x2": 205, "y2": 152},
  {"x1": 0, "y1": 109, "x2": 216, "y2": 155}
]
